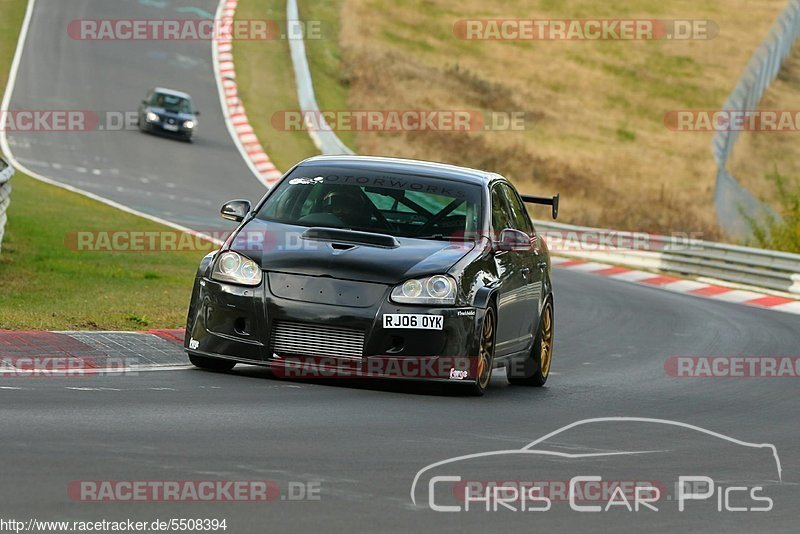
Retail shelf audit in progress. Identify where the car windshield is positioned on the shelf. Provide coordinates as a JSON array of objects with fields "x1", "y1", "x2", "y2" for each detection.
[
  {"x1": 256, "y1": 167, "x2": 483, "y2": 240},
  {"x1": 150, "y1": 93, "x2": 192, "y2": 114}
]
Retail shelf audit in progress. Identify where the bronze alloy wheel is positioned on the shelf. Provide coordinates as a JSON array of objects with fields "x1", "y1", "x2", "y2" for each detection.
[
  {"x1": 477, "y1": 307, "x2": 496, "y2": 390},
  {"x1": 506, "y1": 300, "x2": 554, "y2": 387},
  {"x1": 539, "y1": 303, "x2": 553, "y2": 378}
]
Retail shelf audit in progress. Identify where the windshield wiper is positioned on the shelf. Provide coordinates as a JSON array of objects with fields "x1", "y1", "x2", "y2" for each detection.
[{"x1": 415, "y1": 233, "x2": 475, "y2": 242}]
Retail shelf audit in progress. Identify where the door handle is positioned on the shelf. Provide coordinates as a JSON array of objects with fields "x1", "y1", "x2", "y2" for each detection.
[
  {"x1": 537, "y1": 261, "x2": 547, "y2": 270},
  {"x1": 521, "y1": 267, "x2": 530, "y2": 279}
]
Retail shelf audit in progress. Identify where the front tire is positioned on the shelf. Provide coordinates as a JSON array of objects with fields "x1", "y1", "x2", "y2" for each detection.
[
  {"x1": 507, "y1": 300, "x2": 553, "y2": 387},
  {"x1": 189, "y1": 354, "x2": 236, "y2": 371},
  {"x1": 468, "y1": 305, "x2": 496, "y2": 396}
]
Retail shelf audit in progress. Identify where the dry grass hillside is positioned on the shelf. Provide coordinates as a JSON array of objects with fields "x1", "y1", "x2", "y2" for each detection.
[
  {"x1": 730, "y1": 41, "x2": 800, "y2": 203},
  {"x1": 332, "y1": 0, "x2": 792, "y2": 237}
]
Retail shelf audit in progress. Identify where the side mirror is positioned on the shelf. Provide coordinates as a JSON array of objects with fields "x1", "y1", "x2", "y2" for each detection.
[
  {"x1": 220, "y1": 199, "x2": 251, "y2": 223},
  {"x1": 495, "y1": 228, "x2": 531, "y2": 252},
  {"x1": 194, "y1": 111, "x2": 201, "y2": 116},
  {"x1": 141, "y1": 100, "x2": 147, "y2": 106}
]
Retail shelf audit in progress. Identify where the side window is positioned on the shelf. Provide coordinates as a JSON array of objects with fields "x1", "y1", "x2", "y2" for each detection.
[
  {"x1": 501, "y1": 184, "x2": 533, "y2": 234},
  {"x1": 491, "y1": 185, "x2": 512, "y2": 233}
]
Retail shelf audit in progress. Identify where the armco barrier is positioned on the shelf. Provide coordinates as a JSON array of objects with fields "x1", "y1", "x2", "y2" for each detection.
[
  {"x1": 712, "y1": 0, "x2": 800, "y2": 237},
  {"x1": 0, "y1": 157, "x2": 13, "y2": 253},
  {"x1": 535, "y1": 220, "x2": 800, "y2": 295}
]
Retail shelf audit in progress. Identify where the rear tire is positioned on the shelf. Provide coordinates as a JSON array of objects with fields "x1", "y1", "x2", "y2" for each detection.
[
  {"x1": 189, "y1": 354, "x2": 236, "y2": 371},
  {"x1": 507, "y1": 300, "x2": 553, "y2": 387}
]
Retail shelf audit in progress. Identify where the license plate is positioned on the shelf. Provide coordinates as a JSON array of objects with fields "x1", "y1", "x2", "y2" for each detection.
[
  {"x1": 163, "y1": 123, "x2": 179, "y2": 132},
  {"x1": 383, "y1": 314, "x2": 443, "y2": 330}
]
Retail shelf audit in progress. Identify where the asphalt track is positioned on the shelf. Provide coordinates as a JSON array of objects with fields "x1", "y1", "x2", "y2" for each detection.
[
  {"x1": 2, "y1": 1, "x2": 800, "y2": 532},
  {"x1": 4, "y1": 0, "x2": 267, "y2": 230}
]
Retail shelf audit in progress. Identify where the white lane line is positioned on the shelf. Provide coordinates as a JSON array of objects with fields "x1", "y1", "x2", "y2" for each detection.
[
  {"x1": 771, "y1": 301, "x2": 800, "y2": 313},
  {"x1": 567, "y1": 262, "x2": 611, "y2": 272},
  {"x1": 712, "y1": 290, "x2": 768, "y2": 303},
  {"x1": 0, "y1": 0, "x2": 36, "y2": 138},
  {"x1": 110, "y1": 364, "x2": 193, "y2": 373},
  {"x1": 662, "y1": 280, "x2": 709, "y2": 293},
  {"x1": 0, "y1": 365, "x2": 192, "y2": 376},
  {"x1": 65, "y1": 387, "x2": 121, "y2": 391},
  {"x1": 608, "y1": 270, "x2": 658, "y2": 282}
]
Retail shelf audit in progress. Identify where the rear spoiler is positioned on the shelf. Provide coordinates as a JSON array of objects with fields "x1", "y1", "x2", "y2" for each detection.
[{"x1": 521, "y1": 194, "x2": 559, "y2": 220}]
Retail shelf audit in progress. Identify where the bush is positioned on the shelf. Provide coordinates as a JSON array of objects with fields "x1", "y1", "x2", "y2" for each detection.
[{"x1": 746, "y1": 169, "x2": 800, "y2": 252}]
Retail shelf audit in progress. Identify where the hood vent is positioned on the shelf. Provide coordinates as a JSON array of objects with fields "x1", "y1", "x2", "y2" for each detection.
[{"x1": 302, "y1": 227, "x2": 400, "y2": 249}]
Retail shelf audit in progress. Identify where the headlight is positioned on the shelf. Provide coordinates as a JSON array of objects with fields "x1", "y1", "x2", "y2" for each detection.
[
  {"x1": 211, "y1": 251, "x2": 262, "y2": 286},
  {"x1": 184, "y1": 120, "x2": 195, "y2": 129},
  {"x1": 391, "y1": 275, "x2": 456, "y2": 305},
  {"x1": 146, "y1": 111, "x2": 159, "y2": 122}
]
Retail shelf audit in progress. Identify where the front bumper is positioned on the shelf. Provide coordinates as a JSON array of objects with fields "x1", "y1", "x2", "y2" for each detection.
[
  {"x1": 184, "y1": 274, "x2": 487, "y2": 383},
  {"x1": 143, "y1": 121, "x2": 193, "y2": 137}
]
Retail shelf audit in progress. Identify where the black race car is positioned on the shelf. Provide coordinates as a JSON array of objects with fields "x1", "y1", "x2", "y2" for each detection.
[
  {"x1": 137, "y1": 87, "x2": 199, "y2": 141},
  {"x1": 185, "y1": 156, "x2": 559, "y2": 395}
]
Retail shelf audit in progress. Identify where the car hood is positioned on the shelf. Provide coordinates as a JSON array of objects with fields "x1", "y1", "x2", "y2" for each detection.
[{"x1": 229, "y1": 219, "x2": 475, "y2": 285}]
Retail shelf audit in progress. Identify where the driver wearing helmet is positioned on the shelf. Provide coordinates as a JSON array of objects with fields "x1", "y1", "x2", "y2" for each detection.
[{"x1": 320, "y1": 187, "x2": 371, "y2": 228}]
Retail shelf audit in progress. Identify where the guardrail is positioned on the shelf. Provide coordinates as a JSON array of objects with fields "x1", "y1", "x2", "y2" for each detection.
[
  {"x1": 0, "y1": 157, "x2": 13, "y2": 253},
  {"x1": 535, "y1": 220, "x2": 800, "y2": 296},
  {"x1": 712, "y1": 0, "x2": 800, "y2": 238}
]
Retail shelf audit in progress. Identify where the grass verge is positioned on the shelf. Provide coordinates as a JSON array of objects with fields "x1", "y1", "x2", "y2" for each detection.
[
  {"x1": 1, "y1": 0, "x2": 205, "y2": 330},
  {"x1": 234, "y1": 0, "x2": 318, "y2": 170},
  {"x1": 0, "y1": 175, "x2": 207, "y2": 330}
]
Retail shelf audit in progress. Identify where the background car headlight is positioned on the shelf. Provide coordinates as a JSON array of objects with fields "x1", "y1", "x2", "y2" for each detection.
[
  {"x1": 391, "y1": 275, "x2": 456, "y2": 305},
  {"x1": 184, "y1": 120, "x2": 195, "y2": 129},
  {"x1": 211, "y1": 251, "x2": 262, "y2": 286},
  {"x1": 146, "y1": 111, "x2": 159, "y2": 122}
]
